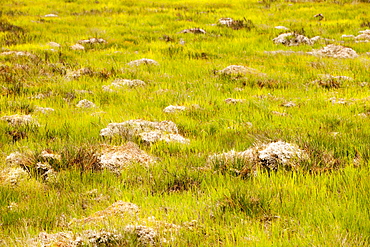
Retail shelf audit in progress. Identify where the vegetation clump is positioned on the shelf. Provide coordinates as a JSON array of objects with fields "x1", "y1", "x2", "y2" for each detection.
[
  {"x1": 273, "y1": 32, "x2": 320, "y2": 46},
  {"x1": 102, "y1": 79, "x2": 146, "y2": 91},
  {"x1": 163, "y1": 105, "x2": 186, "y2": 113},
  {"x1": 96, "y1": 142, "x2": 156, "y2": 172},
  {"x1": 208, "y1": 141, "x2": 307, "y2": 176},
  {"x1": 179, "y1": 28, "x2": 206, "y2": 34},
  {"x1": 100, "y1": 119, "x2": 189, "y2": 144},
  {"x1": 309, "y1": 44, "x2": 358, "y2": 58},
  {"x1": 127, "y1": 58, "x2": 159, "y2": 66}
]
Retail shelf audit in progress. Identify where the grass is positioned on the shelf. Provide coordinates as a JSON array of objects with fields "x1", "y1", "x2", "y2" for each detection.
[{"x1": 0, "y1": 0, "x2": 370, "y2": 246}]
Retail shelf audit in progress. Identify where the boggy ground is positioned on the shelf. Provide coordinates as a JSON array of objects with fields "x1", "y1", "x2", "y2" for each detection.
[{"x1": 0, "y1": 0, "x2": 370, "y2": 246}]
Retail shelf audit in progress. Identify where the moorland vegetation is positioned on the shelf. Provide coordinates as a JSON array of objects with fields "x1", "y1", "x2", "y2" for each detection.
[{"x1": 0, "y1": 0, "x2": 369, "y2": 246}]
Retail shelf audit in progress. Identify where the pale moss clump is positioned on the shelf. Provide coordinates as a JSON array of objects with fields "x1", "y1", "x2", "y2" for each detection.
[
  {"x1": 309, "y1": 44, "x2": 358, "y2": 58},
  {"x1": 1, "y1": 114, "x2": 39, "y2": 127},
  {"x1": 273, "y1": 32, "x2": 320, "y2": 46},
  {"x1": 208, "y1": 141, "x2": 307, "y2": 175},
  {"x1": 100, "y1": 119, "x2": 189, "y2": 144},
  {"x1": 96, "y1": 142, "x2": 156, "y2": 172},
  {"x1": 102, "y1": 79, "x2": 146, "y2": 92},
  {"x1": 76, "y1": 99, "x2": 96, "y2": 108},
  {"x1": 127, "y1": 58, "x2": 159, "y2": 66},
  {"x1": 124, "y1": 225, "x2": 158, "y2": 245},
  {"x1": 0, "y1": 167, "x2": 29, "y2": 186},
  {"x1": 163, "y1": 105, "x2": 186, "y2": 113}
]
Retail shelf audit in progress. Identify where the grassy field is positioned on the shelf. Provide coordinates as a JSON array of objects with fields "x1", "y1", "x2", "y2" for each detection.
[{"x1": 0, "y1": 0, "x2": 370, "y2": 246}]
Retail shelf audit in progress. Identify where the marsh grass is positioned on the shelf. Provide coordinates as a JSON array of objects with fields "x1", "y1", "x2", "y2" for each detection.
[{"x1": 0, "y1": 0, "x2": 369, "y2": 246}]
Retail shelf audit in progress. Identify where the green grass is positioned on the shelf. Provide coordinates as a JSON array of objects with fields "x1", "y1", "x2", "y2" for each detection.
[{"x1": 1, "y1": 0, "x2": 370, "y2": 246}]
